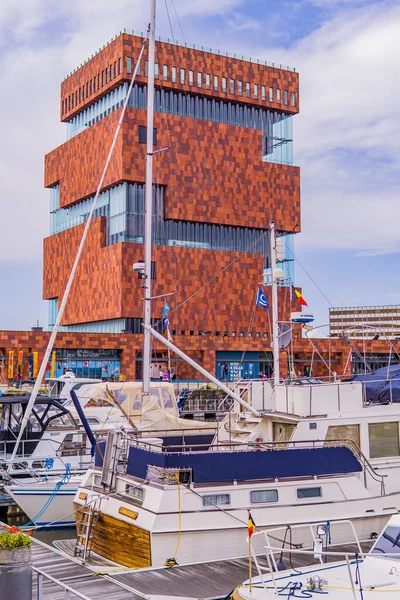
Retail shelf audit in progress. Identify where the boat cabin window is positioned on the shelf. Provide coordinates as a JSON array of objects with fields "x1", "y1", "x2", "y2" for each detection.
[
  {"x1": 47, "y1": 412, "x2": 77, "y2": 429},
  {"x1": 59, "y1": 433, "x2": 88, "y2": 456},
  {"x1": 250, "y1": 490, "x2": 278, "y2": 504},
  {"x1": 371, "y1": 524, "x2": 400, "y2": 558},
  {"x1": 325, "y1": 424, "x2": 360, "y2": 450},
  {"x1": 132, "y1": 393, "x2": 141, "y2": 410},
  {"x1": 273, "y1": 422, "x2": 295, "y2": 443},
  {"x1": 202, "y1": 494, "x2": 230, "y2": 507},
  {"x1": 161, "y1": 387, "x2": 174, "y2": 409},
  {"x1": 369, "y1": 422, "x2": 400, "y2": 459},
  {"x1": 150, "y1": 390, "x2": 162, "y2": 408},
  {"x1": 0, "y1": 405, "x2": 10, "y2": 431},
  {"x1": 125, "y1": 484, "x2": 145, "y2": 502},
  {"x1": 297, "y1": 487, "x2": 322, "y2": 499}
]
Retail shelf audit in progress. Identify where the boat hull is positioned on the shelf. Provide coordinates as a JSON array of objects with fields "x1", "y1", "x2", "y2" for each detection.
[{"x1": 7, "y1": 479, "x2": 79, "y2": 527}]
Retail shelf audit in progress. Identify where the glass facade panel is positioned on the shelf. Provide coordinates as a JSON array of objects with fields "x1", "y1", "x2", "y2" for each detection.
[
  {"x1": 172, "y1": 66, "x2": 176, "y2": 82},
  {"x1": 50, "y1": 182, "x2": 271, "y2": 264},
  {"x1": 230, "y1": 79, "x2": 235, "y2": 94},
  {"x1": 163, "y1": 64, "x2": 168, "y2": 80},
  {"x1": 284, "y1": 89, "x2": 288, "y2": 105},
  {"x1": 263, "y1": 112, "x2": 293, "y2": 166},
  {"x1": 197, "y1": 72, "x2": 202, "y2": 87},
  {"x1": 206, "y1": 74, "x2": 210, "y2": 89},
  {"x1": 48, "y1": 298, "x2": 58, "y2": 327},
  {"x1": 189, "y1": 70, "x2": 194, "y2": 86},
  {"x1": 180, "y1": 68, "x2": 185, "y2": 84},
  {"x1": 222, "y1": 77, "x2": 227, "y2": 92},
  {"x1": 214, "y1": 75, "x2": 219, "y2": 91}
]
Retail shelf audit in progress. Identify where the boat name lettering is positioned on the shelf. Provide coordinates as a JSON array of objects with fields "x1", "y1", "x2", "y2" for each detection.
[{"x1": 118, "y1": 506, "x2": 138, "y2": 520}]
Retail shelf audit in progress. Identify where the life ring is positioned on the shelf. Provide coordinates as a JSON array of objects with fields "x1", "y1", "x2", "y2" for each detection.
[{"x1": 249, "y1": 431, "x2": 265, "y2": 451}]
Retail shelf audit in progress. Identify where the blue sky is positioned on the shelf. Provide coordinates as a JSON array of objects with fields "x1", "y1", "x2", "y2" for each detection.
[{"x1": 0, "y1": 0, "x2": 399, "y2": 332}]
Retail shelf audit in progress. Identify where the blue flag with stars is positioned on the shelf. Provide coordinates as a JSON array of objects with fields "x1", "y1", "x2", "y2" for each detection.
[
  {"x1": 163, "y1": 316, "x2": 169, "y2": 329},
  {"x1": 256, "y1": 288, "x2": 270, "y2": 311}
]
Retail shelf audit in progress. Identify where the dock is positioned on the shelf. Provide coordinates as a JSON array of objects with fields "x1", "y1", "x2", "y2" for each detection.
[{"x1": 30, "y1": 536, "x2": 374, "y2": 599}]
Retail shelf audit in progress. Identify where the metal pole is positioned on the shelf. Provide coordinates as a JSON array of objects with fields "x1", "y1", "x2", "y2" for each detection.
[
  {"x1": 142, "y1": 0, "x2": 156, "y2": 395},
  {"x1": 270, "y1": 221, "x2": 280, "y2": 385},
  {"x1": 144, "y1": 324, "x2": 260, "y2": 416}
]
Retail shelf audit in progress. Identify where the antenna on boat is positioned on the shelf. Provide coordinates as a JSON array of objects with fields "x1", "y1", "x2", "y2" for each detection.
[
  {"x1": 142, "y1": 0, "x2": 156, "y2": 397},
  {"x1": 270, "y1": 220, "x2": 280, "y2": 386}
]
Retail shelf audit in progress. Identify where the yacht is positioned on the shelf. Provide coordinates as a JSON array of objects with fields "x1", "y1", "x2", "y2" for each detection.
[{"x1": 72, "y1": 374, "x2": 400, "y2": 567}]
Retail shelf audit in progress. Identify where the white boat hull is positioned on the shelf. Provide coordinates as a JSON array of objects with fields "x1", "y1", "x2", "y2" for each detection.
[{"x1": 7, "y1": 478, "x2": 80, "y2": 527}]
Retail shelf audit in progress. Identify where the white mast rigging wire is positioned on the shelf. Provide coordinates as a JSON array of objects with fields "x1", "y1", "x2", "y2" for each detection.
[{"x1": 9, "y1": 35, "x2": 148, "y2": 465}]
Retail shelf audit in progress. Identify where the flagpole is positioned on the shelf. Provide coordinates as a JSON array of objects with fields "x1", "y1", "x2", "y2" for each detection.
[{"x1": 248, "y1": 509, "x2": 253, "y2": 592}]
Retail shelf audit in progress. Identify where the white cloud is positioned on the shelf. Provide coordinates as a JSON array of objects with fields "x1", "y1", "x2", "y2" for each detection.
[{"x1": 244, "y1": 2, "x2": 400, "y2": 255}]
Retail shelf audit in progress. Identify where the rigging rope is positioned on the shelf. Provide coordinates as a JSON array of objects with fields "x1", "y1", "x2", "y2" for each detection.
[{"x1": 23, "y1": 462, "x2": 72, "y2": 527}]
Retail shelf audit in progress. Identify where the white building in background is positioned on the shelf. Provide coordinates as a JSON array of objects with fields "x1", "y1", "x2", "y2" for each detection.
[{"x1": 330, "y1": 304, "x2": 400, "y2": 340}]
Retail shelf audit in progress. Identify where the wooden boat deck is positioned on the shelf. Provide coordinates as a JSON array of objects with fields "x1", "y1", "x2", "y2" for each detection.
[{"x1": 30, "y1": 537, "x2": 374, "y2": 599}]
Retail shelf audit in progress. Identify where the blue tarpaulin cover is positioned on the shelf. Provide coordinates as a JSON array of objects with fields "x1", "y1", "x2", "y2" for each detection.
[
  {"x1": 351, "y1": 364, "x2": 400, "y2": 403},
  {"x1": 95, "y1": 442, "x2": 362, "y2": 482}
]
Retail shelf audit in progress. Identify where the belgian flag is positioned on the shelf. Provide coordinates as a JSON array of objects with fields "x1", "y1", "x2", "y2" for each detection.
[{"x1": 248, "y1": 512, "x2": 256, "y2": 538}]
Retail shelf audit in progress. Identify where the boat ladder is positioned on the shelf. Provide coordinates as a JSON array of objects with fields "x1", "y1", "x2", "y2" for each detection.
[{"x1": 74, "y1": 499, "x2": 101, "y2": 562}]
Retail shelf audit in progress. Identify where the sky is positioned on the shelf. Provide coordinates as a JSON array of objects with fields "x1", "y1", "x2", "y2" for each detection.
[{"x1": 0, "y1": 0, "x2": 399, "y2": 332}]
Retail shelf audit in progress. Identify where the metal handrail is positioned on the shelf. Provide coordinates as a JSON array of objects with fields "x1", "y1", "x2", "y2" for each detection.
[
  {"x1": 216, "y1": 378, "x2": 251, "y2": 412},
  {"x1": 34, "y1": 566, "x2": 92, "y2": 600}
]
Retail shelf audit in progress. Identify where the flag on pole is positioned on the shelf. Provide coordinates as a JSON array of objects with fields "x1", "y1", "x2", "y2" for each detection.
[
  {"x1": 256, "y1": 288, "x2": 270, "y2": 311},
  {"x1": 8, "y1": 351, "x2": 14, "y2": 379},
  {"x1": 167, "y1": 328, "x2": 173, "y2": 342},
  {"x1": 163, "y1": 316, "x2": 169, "y2": 329},
  {"x1": 162, "y1": 301, "x2": 170, "y2": 316},
  {"x1": 292, "y1": 285, "x2": 308, "y2": 307},
  {"x1": 248, "y1": 512, "x2": 256, "y2": 538}
]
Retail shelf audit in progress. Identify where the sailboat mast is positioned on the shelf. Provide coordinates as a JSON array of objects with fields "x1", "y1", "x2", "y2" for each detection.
[
  {"x1": 270, "y1": 220, "x2": 280, "y2": 385},
  {"x1": 142, "y1": 0, "x2": 156, "y2": 395}
]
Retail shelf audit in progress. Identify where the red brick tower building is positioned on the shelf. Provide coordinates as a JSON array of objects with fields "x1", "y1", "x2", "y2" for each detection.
[{"x1": 41, "y1": 32, "x2": 300, "y2": 380}]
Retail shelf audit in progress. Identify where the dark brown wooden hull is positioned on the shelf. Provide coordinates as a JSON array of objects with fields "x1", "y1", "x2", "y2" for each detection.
[{"x1": 74, "y1": 503, "x2": 151, "y2": 568}]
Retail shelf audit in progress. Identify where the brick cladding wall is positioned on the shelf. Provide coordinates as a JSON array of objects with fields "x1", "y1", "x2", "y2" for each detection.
[
  {"x1": 43, "y1": 216, "x2": 295, "y2": 330},
  {"x1": 45, "y1": 108, "x2": 300, "y2": 232},
  {"x1": 61, "y1": 34, "x2": 299, "y2": 122},
  {"x1": 2, "y1": 331, "x2": 399, "y2": 383}
]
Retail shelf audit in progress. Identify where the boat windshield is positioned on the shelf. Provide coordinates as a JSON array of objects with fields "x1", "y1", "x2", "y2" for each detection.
[{"x1": 371, "y1": 525, "x2": 400, "y2": 559}]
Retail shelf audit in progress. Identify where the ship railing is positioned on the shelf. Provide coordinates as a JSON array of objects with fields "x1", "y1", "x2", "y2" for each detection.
[
  {"x1": 249, "y1": 519, "x2": 365, "y2": 597},
  {"x1": 322, "y1": 438, "x2": 387, "y2": 495},
  {"x1": 125, "y1": 435, "x2": 386, "y2": 491},
  {"x1": 34, "y1": 566, "x2": 92, "y2": 600}
]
